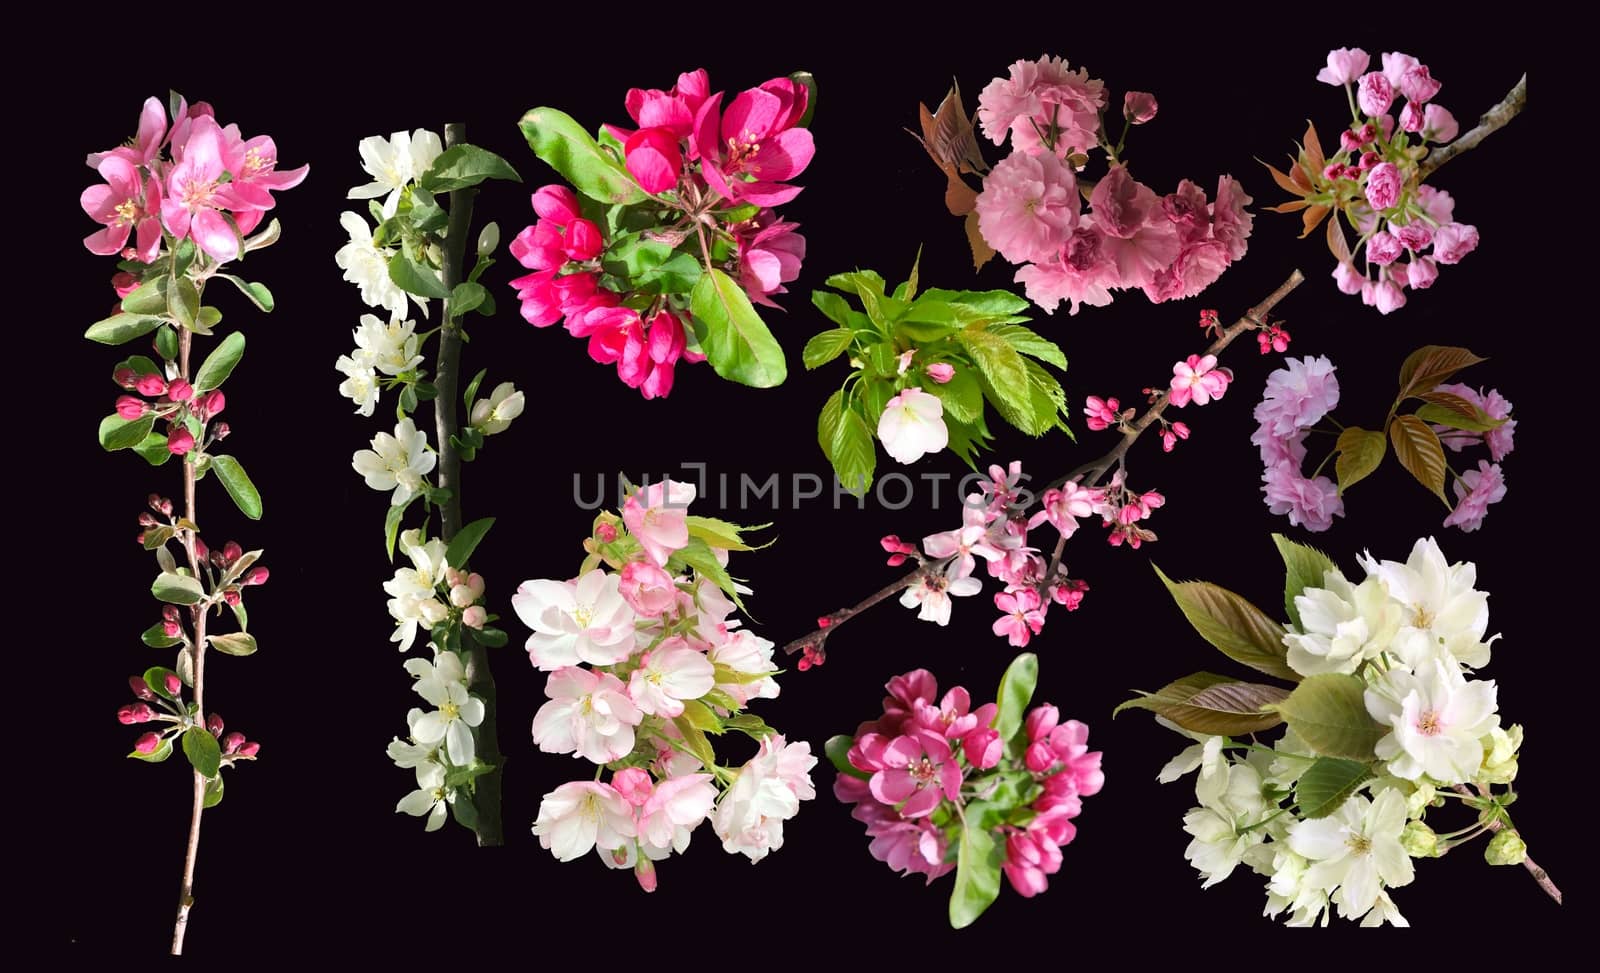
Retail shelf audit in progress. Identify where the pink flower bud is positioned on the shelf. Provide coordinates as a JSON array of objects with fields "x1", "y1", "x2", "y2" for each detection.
[
  {"x1": 223, "y1": 732, "x2": 246, "y2": 754},
  {"x1": 612, "y1": 767, "x2": 654, "y2": 806},
  {"x1": 164, "y1": 674, "x2": 182, "y2": 696},
  {"x1": 163, "y1": 605, "x2": 181, "y2": 622},
  {"x1": 619, "y1": 560, "x2": 677, "y2": 617},
  {"x1": 1407, "y1": 257, "x2": 1438, "y2": 290},
  {"x1": 1123, "y1": 91, "x2": 1158, "y2": 124},
  {"x1": 1399, "y1": 64, "x2": 1441, "y2": 105},
  {"x1": 114, "y1": 367, "x2": 139, "y2": 389},
  {"x1": 462, "y1": 605, "x2": 487, "y2": 629},
  {"x1": 1422, "y1": 104, "x2": 1459, "y2": 143},
  {"x1": 167, "y1": 379, "x2": 193, "y2": 402},
  {"x1": 1026, "y1": 705, "x2": 1060, "y2": 741},
  {"x1": 1357, "y1": 72, "x2": 1394, "y2": 116},
  {"x1": 112, "y1": 272, "x2": 140, "y2": 298},
  {"x1": 1024, "y1": 740, "x2": 1057, "y2": 773},
  {"x1": 135, "y1": 732, "x2": 162, "y2": 754},
  {"x1": 646, "y1": 310, "x2": 686, "y2": 366},
  {"x1": 193, "y1": 536, "x2": 209, "y2": 562},
  {"x1": 167, "y1": 426, "x2": 195, "y2": 456},
  {"x1": 595, "y1": 523, "x2": 618, "y2": 543},
  {"x1": 163, "y1": 618, "x2": 183, "y2": 636},
  {"x1": 117, "y1": 705, "x2": 137, "y2": 724},
  {"x1": 1399, "y1": 100, "x2": 1424, "y2": 133},
  {"x1": 467, "y1": 574, "x2": 486, "y2": 599},
  {"x1": 562, "y1": 218, "x2": 604, "y2": 262},
  {"x1": 816, "y1": 615, "x2": 832, "y2": 629},
  {"x1": 115, "y1": 395, "x2": 149, "y2": 419},
  {"x1": 624, "y1": 126, "x2": 685, "y2": 195},
  {"x1": 634, "y1": 854, "x2": 657, "y2": 893},
  {"x1": 222, "y1": 541, "x2": 243, "y2": 565},
  {"x1": 207, "y1": 714, "x2": 225, "y2": 736},
  {"x1": 1339, "y1": 129, "x2": 1361, "y2": 153},
  {"x1": 212, "y1": 422, "x2": 231, "y2": 440},
  {"x1": 243, "y1": 567, "x2": 269, "y2": 586},
  {"x1": 138, "y1": 512, "x2": 158, "y2": 527},
  {"x1": 223, "y1": 589, "x2": 241, "y2": 607},
  {"x1": 531, "y1": 185, "x2": 581, "y2": 225},
  {"x1": 963, "y1": 728, "x2": 1003, "y2": 769},
  {"x1": 202, "y1": 390, "x2": 225, "y2": 418},
  {"x1": 924, "y1": 362, "x2": 955, "y2": 384},
  {"x1": 239, "y1": 741, "x2": 260, "y2": 757},
  {"x1": 450, "y1": 584, "x2": 476, "y2": 609},
  {"x1": 129, "y1": 676, "x2": 155, "y2": 699},
  {"x1": 136, "y1": 374, "x2": 168, "y2": 397}
]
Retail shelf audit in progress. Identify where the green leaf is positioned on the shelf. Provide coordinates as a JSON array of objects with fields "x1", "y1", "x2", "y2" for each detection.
[
  {"x1": 1273, "y1": 534, "x2": 1337, "y2": 628},
  {"x1": 85, "y1": 313, "x2": 164, "y2": 345},
  {"x1": 183, "y1": 726, "x2": 222, "y2": 778},
  {"x1": 811, "y1": 290, "x2": 855, "y2": 327},
  {"x1": 99, "y1": 414, "x2": 156, "y2": 451},
  {"x1": 155, "y1": 327, "x2": 179, "y2": 361},
  {"x1": 142, "y1": 623, "x2": 181, "y2": 648},
  {"x1": 167, "y1": 277, "x2": 199, "y2": 330},
  {"x1": 689, "y1": 268, "x2": 787, "y2": 388},
  {"x1": 679, "y1": 698, "x2": 723, "y2": 734},
  {"x1": 928, "y1": 368, "x2": 983, "y2": 424},
  {"x1": 826, "y1": 734, "x2": 869, "y2": 780},
  {"x1": 196, "y1": 307, "x2": 222, "y2": 333},
  {"x1": 803, "y1": 328, "x2": 855, "y2": 370},
  {"x1": 685, "y1": 515, "x2": 767, "y2": 552},
  {"x1": 462, "y1": 368, "x2": 488, "y2": 414},
  {"x1": 1334, "y1": 426, "x2": 1387, "y2": 495},
  {"x1": 152, "y1": 572, "x2": 205, "y2": 605},
  {"x1": 384, "y1": 499, "x2": 413, "y2": 561},
  {"x1": 992, "y1": 652, "x2": 1039, "y2": 742},
  {"x1": 450, "y1": 282, "x2": 489, "y2": 317},
  {"x1": 1114, "y1": 672, "x2": 1288, "y2": 736},
  {"x1": 789, "y1": 70, "x2": 818, "y2": 128},
  {"x1": 818, "y1": 390, "x2": 875, "y2": 495},
  {"x1": 447, "y1": 517, "x2": 496, "y2": 569},
  {"x1": 1415, "y1": 402, "x2": 1505, "y2": 432},
  {"x1": 723, "y1": 713, "x2": 775, "y2": 739},
  {"x1": 1389, "y1": 414, "x2": 1449, "y2": 505},
  {"x1": 209, "y1": 632, "x2": 257, "y2": 656},
  {"x1": 671, "y1": 537, "x2": 744, "y2": 605},
  {"x1": 420, "y1": 143, "x2": 522, "y2": 193},
  {"x1": 518, "y1": 108, "x2": 644, "y2": 205},
  {"x1": 209, "y1": 455, "x2": 263, "y2": 520},
  {"x1": 988, "y1": 324, "x2": 1066, "y2": 369},
  {"x1": 203, "y1": 774, "x2": 225, "y2": 808},
  {"x1": 144, "y1": 666, "x2": 179, "y2": 699},
  {"x1": 121, "y1": 278, "x2": 168, "y2": 315},
  {"x1": 949, "y1": 807, "x2": 1003, "y2": 929},
  {"x1": 129, "y1": 738, "x2": 174, "y2": 763},
  {"x1": 194, "y1": 332, "x2": 246, "y2": 392},
  {"x1": 1272, "y1": 673, "x2": 1386, "y2": 760},
  {"x1": 900, "y1": 246, "x2": 921, "y2": 301},
  {"x1": 216, "y1": 274, "x2": 275, "y2": 312},
  {"x1": 636, "y1": 252, "x2": 701, "y2": 295},
  {"x1": 956, "y1": 328, "x2": 1031, "y2": 418},
  {"x1": 922, "y1": 287, "x2": 1032, "y2": 320},
  {"x1": 388, "y1": 251, "x2": 450, "y2": 299},
  {"x1": 1295, "y1": 757, "x2": 1372, "y2": 819},
  {"x1": 1396, "y1": 345, "x2": 1487, "y2": 402},
  {"x1": 1154, "y1": 565, "x2": 1297, "y2": 683},
  {"x1": 670, "y1": 715, "x2": 718, "y2": 769}
]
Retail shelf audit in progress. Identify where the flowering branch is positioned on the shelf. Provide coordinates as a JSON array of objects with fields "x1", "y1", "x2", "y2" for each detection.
[
  {"x1": 782, "y1": 269, "x2": 1305, "y2": 660},
  {"x1": 1446, "y1": 784, "x2": 1562, "y2": 904},
  {"x1": 1416, "y1": 74, "x2": 1525, "y2": 182}
]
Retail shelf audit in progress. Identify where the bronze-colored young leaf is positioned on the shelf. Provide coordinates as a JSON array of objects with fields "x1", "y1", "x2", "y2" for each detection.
[
  {"x1": 1289, "y1": 161, "x2": 1313, "y2": 193},
  {"x1": 1301, "y1": 119, "x2": 1327, "y2": 174},
  {"x1": 1300, "y1": 204, "x2": 1331, "y2": 238},
  {"x1": 945, "y1": 173, "x2": 979, "y2": 217},
  {"x1": 1260, "y1": 159, "x2": 1303, "y2": 197},
  {"x1": 1415, "y1": 403, "x2": 1507, "y2": 433},
  {"x1": 1416, "y1": 389, "x2": 1479, "y2": 418},
  {"x1": 1396, "y1": 345, "x2": 1487, "y2": 401},
  {"x1": 964, "y1": 211, "x2": 995, "y2": 271},
  {"x1": 1114, "y1": 671, "x2": 1287, "y2": 736},
  {"x1": 1266, "y1": 199, "x2": 1312, "y2": 213},
  {"x1": 916, "y1": 82, "x2": 987, "y2": 176},
  {"x1": 1389, "y1": 414, "x2": 1449, "y2": 505},
  {"x1": 1334, "y1": 427, "x2": 1387, "y2": 494},
  {"x1": 1326, "y1": 209, "x2": 1352, "y2": 263},
  {"x1": 1153, "y1": 565, "x2": 1297, "y2": 682}
]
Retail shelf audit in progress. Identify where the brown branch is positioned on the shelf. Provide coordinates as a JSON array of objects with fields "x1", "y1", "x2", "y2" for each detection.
[
  {"x1": 1416, "y1": 74, "x2": 1526, "y2": 182},
  {"x1": 783, "y1": 270, "x2": 1305, "y2": 658},
  {"x1": 1449, "y1": 784, "x2": 1562, "y2": 905}
]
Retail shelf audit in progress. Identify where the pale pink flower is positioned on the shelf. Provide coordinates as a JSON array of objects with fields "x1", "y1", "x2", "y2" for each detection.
[
  {"x1": 1169, "y1": 354, "x2": 1231, "y2": 407},
  {"x1": 712, "y1": 735, "x2": 815, "y2": 861},
  {"x1": 869, "y1": 732, "x2": 961, "y2": 818},
  {"x1": 1124, "y1": 91, "x2": 1158, "y2": 123},
  {"x1": 1374, "y1": 278, "x2": 1407, "y2": 315},
  {"x1": 976, "y1": 55, "x2": 1106, "y2": 157},
  {"x1": 898, "y1": 572, "x2": 982, "y2": 626},
  {"x1": 1399, "y1": 64, "x2": 1442, "y2": 104},
  {"x1": 1432, "y1": 223, "x2": 1479, "y2": 265},
  {"x1": 878, "y1": 387, "x2": 948, "y2": 465},
  {"x1": 1365, "y1": 162, "x2": 1402, "y2": 211},
  {"x1": 512, "y1": 569, "x2": 639, "y2": 670},
  {"x1": 1392, "y1": 221, "x2": 1433, "y2": 252},
  {"x1": 1083, "y1": 395, "x2": 1120, "y2": 431},
  {"x1": 1381, "y1": 52, "x2": 1421, "y2": 88},
  {"x1": 622, "y1": 479, "x2": 696, "y2": 566},
  {"x1": 922, "y1": 503, "x2": 1004, "y2": 580},
  {"x1": 737, "y1": 215, "x2": 806, "y2": 308},
  {"x1": 1027, "y1": 481, "x2": 1103, "y2": 538},
  {"x1": 628, "y1": 638, "x2": 716, "y2": 718},
  {"x1": 975, "y1": 151, "x2": 1079, "y2": 264},
  {"x1": 925, "y1": 362, "x2": 955, "y2": 384},
  {"x1": 1317, "y1": 48, "x2": 1371, "y2": 86},
  {"x1": 1433, "y1": 384, "x2": 1516, "y2": 461},
  {"x1": 992, "y1": 588, "x2": 1048, "y2": 647},
  {"x1": 1408, "y1": 256, "x2": 1439, "y2": 290},
  {"x1": 1162, "y1": 180, "x2": 1211, "y2": 245},
  {"x1": 1442, "y1": 460, "x2": 1506, "y2": 532},
  {"x1": 1015, "y1": 221, "x2": 1118, "y2": 315},
  {"x1": 533, "y1": 781, "x2": 637, "y2": 861},
  {"x1": 1144, "y1": 241, "x2": 1229, "y2": 303},
  {"x1": 1103, "y1": 220, "x2": 1181, "y2": 290},
  {"x1": 531, "y1": 667, "x2": 643, "y2": 763},
  {"x1": 613, "y1": 767, "x2": 654, "y2": 807},
  {"x1": 1210, "y1": 175, "x2": 1254, "y2": 261},
  {"x1": 1423, "y1": 104, "x2": 1459, "y2": 143},
  {"x1": 1357, "y1": 73, "x2": 1395, "y2": 117},
  {"x1": 1333, "y1": 260, "x2": 1366, "y2": 295},
  {"x1": 707, "y1": 629, "x2": 781, "y2": 705},
  {"x1": 1262, "y1": 461, "x2": 1345, "y2": 532},
  {"x1": 1366, "y1": 230, "x2": 1403, "y2": 266},
  {"x1": 81, "y1": 156, "x2": 163, "y2": 262},
  {"x1": 1090, "y1": 165, "x2": 1157, "y2": 240},
  {"x1": 636, "y1": 773, "x2": 717, "y2": 851},
  {"x1": 618, "y1": 560, "x2": 678, "y2": 617},
  {"x1": 1400, "y1": 101, "x2": 1426, "y2": 134},
  {"x1": 1253, "y1": 355, "x2": 1340, "y2": 438},
  {"x1": 1414, "y1": 185, "x2": 1455, "y2": 225}
]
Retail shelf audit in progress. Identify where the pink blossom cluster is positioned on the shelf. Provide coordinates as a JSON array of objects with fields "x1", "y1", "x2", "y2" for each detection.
[
  {"x1": 1313, "y1": 50, "x2": 1477, "y2": 313},
  {"x1": 834, "y1": 669, "x2": 1103, "y2": 899},
  {"x1": 115, "y1": 358, "x2": 228, "y2": 456},
  {"x1": 897, "y1": 463, "x2": 1090, "y2": 643},
  {"x1": 82, "y1": 96, "x2": 306, "y2": 264},
  {"x1": 1251, "y1": 356, "x2": 1345, "y2": 531},
  {"x1": 518, "y1": 481, "x2": 814, "y2": 883},
  {"x1": 120, "y1": 669, "x2": 260, "y2": 760},
  {"x1": 972, "y1": 56, "x2": 1251, "y2": 315},
  {"x1": 511, "y1": 70, "x2": 812, "y2": 398},
  {"x1": 1433, "y1": 383, "x2": 1515, "y2": 532}
]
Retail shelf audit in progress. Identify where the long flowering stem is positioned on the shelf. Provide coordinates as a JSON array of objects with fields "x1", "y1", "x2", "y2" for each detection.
[
  {"x1": 1448, "y1": 784, "x2": 1562, "y2": 904},
  {"x1": 435, "y1": 122, "x2": 503, "y2": 847},
  {"x1": 1416, "y1": 74, "x2": 1526, "y2": 182},
  {"x1": 171, "y1": 312, "x2": 209, "y2": 955},
  {"x1": 782, "y1": 270, "x2": 1306, "y2": 659}
]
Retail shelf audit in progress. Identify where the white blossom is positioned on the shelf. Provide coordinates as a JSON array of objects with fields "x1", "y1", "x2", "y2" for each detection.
[
  {"x1": 334, "y1": 211, "x2": 410, "y2": 319},
  {"x1": 353, "y1": 417, "x2": 437, "y2": 507}
]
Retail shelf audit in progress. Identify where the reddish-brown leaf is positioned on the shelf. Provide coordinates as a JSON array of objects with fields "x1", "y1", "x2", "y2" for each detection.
[
  {"x1": 945, "y1": 171, "x2": 978, "y2": 216},
  {"x1": 1300, "y1": 204, "x2": 1331, "y2": 238},
  {"x1": 1417, "y1": 390, "x2": 1479, "y2": 418},
  {"x1": 1260, "y1": 159, "x2": 1304, "y2": 197},
  {"x1": 964, "y1": 211, "x2": 995, "y2": 271},
  {"x1": 1397, "y1": 345, "x2": 1488, "y2": 400},
  {"x1": 1302, "y1": 119, "x2": 1327, "y2": 174},
  {"x1": 1390, "y1": 415, "x2": 1449, "y2": 505},
  {"x1": 1326, "y1": 209, "x2": 1352, "y2": 262},
  {"x1": 1290, "y1": 161, "x2": 1313, "y2": 193},
  {"x1": 916, "y1": 82, "x2": 986, "y2": 176},
  {"x1": 1268, "y1": 199, "x2": 1312, "y2": 214}
]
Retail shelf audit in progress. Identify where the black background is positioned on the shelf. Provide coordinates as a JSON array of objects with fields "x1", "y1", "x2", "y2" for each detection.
[{"x1": 35, "y1": 22, "x2": 1572, "y2": 958}]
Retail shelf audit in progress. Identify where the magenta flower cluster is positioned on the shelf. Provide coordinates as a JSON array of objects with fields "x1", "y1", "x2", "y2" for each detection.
[
  {"x1": 835, "y1": 669, "x2": 1103, "y2": 899},
  {"x1": 971, "y1": 56, "x2": 1253, "y2": 315}
]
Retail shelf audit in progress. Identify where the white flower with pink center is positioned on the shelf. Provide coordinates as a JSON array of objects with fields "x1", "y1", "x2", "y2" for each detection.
[
  {"x1": 533, "y1": 781, "x2": 637, "y2": 861},
  {"x1": 921, "y1": 500, "x2": 1004, "y2": 580},
  {"x1": 628, "y1": 637, "x2": 716, "y2": 717},
  {"x1": 531, "y1": 667, "x2": 643, "y2": 763},
  {"x1": 1366, "y1": 659, "x2": 1498, "y2": 784},
  {"x1": 622, "y1": 479, "x2": 696, "y2": 566},
  {"x1": 899, "y1": 570, "x2": 983, "y2": 626},
  {"x1": 711, "y1": 735, "x2": 816, "y2": 862},
  {"x1": 513, "y1": 569, "x2": 639, "y2": 670}
]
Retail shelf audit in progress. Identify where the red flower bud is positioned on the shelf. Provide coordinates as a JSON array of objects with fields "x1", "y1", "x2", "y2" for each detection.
[
  {"x1": 238, "y1": 742, "x2": 260, "y2": 757},
  {"x1": 136, "y1": 374, "x2": 168, "y2": 397},
  {"x1": 114, "y1": 368, "x2": 139, "y2": 389},
  {"x1": 135, "y1": 732, "x2": 162, "y2": 754},
  {"x1": 212, "y1": 422, "x2": 231, "y2": 440},
  {"x1": 167, "y1": 379, "x2": 193, "y2": 402},
  {"x1": 193, "y1": 537, "x2": 209, "y2": 562},
  {"x1": 129, "y1": 676, "x2": 155, "y2": 700},
  {"x1": 222, "y1": 542, "x2": 243, "y2": 565},
  {"x1": 115, "y1": 396, "x2": 148, "y2": 422},
  {"x1": 243, "y1": 567, "x2": 269, "y2": 586},
  {"x1": 164, "y1": 673, "x2": 182, "y2": 696},
  {"x1": 207, "y1": 714, "x2": 224, "y2": 737},
  {"x1": 167, "y1": 426, "x2": 195, "y2": 456},
  {"x1": 223, "y1": 732, "x2": 246, "y2": 755}
]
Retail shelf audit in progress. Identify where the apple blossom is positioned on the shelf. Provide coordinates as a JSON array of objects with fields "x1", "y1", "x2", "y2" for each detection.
[{"x1": 877, "y1": 388, "x2": 949, "y2": 465}]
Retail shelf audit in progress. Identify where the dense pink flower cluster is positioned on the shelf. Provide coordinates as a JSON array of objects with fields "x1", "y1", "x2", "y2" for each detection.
[
  {"x1": 81, "y1": 96, "x2": 305, "y2": 264},
  {"x1": 1433, "y1": 383, "x2": 1515, "y2": 532},
  {"x1": 1251, "y1": 356, "x2": 1346, "y2": 532},
  {"x1": 972, "y1": 56, "x2": 1251, "y2": 315},
  {"x1": 512, "y1": 70, "x2": 811, "y2": 398},
  {"x1": 1311, "y1": 50, "x2": 1477, "y2": 313},
  {"x1": 835, "y1": 669, "x2": 1103, "y2": 899}
]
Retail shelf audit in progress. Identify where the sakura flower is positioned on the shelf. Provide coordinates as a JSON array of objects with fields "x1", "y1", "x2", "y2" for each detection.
[
  {"x1": 1253, "y1": 356, "x2": 1340, "y2": 439},
  {"x1": 1183, "y1": 759, "x2": 1269, "y2": 887},
  {"x1": 531, "y1": 667, "x2": 643, "y2": 764},
  {"x1": 1432, "y1": 223, "x2": 1479, "y2": 265},
  {"x1": 712, "y1": 735, "x2": 816, "y2": 862},
  {"x1": 1015, "y1": 221, "x2": 1118, "y2": 315},
  {"x1": 707, "y1": 629, "x2": 781, "y2": 705},
  {"x1": 1357, "y1": 72, "x2": 1395, "y2": 117},
  {"x1": 975, "y1": 150, "x2": 1079, "y2": 264},
  {"x1": 353, "y1": 314, "x2": 424, "y2": 376},
  {"x1": 335, "y1": 212, "x2": 411, "y2": 319},
  {"x1": 533, "y1": 781, "x2": 637, "y2": 861},
  {"x1": 636, "y1": 773, "x2": 717, "y2": 851},
  {"x1": 1262, "y1": 461, "x2": 1345, "y2": 533},
  {"x1": 217, "y1": 126, "x2": 308, "y2": 234},
  {"x1": 352, "y1": 417, "x2": 437, "y2": 507},
  {"x1": 1442, "y1": 460, "x2": 1506, "y2": 533},
  {"x1": 1366, "y1": 659, "x2": 1499, "y2": 783},
  {"x1": 1288, "y1": 789, "x2": 1414, "y2": 920},
  {"x1": 877, "y1": 387, "x2": 948, "y2": 465},
  {"x1": 81, "y1": 155, "x2": 163, "y2": 262},
  {"x1": 898, "y1": 571, "x2": 982, "y2": 626},
  {"x1": 404, "y1": 652, "x2": 484, "y2": 766},
  {"x1": 1359, "y1": 537, "x2": 1493, "y2": 669},
  {"x1": 1083, "y1": 395, "x2": 1120, "y2": 432},
  {"x1": 347, "y1": 129, "x2": 444, "y2": 217},
  {"x1": 469, "y1": 382, "x2": 525, "y2": 435},
  {"x1": 694, "y1": 79, "x2": 814, "y2": 207},
  {"x1": 1432, "y1": 384, "x2": 1515, "y2": 461},
  {"x1": 921, "y1": 500, "x2": 1003, "y2": 580},
  {"x1": 161, "y1": 116, "x2": 244, "y2": 262},
  {"x1": 617, "y1": 560, "x2": 678, "y2": 618},
  {"x1": 512, "y1": 569, "x2": 639, "y2": 670},
  {"x1": 395, "y1": 761, "x2": 452, "y2": 832},
  {"x1": 1422, "y1": 104, "x2": 1459, "y2": 143},
  {"x1": 1211, "y1": 175, "x2": 1254, "y2": 262},
  {"x1": 1284, "y1": 569, "x2": 1401, "y2": 676},
  {"x1": 628, "y1": 638, "x2": 715, "y2": 718},
  {"x1": 1317, "y1": 48, "x2": 1371, "y2": 86},
  {"x1": 621, "y1": 479, "x2": 696, "y2": 566},
  {"x1": 992, "y1": 588, "x2": 1047, "y2": 647},
  {"x1": 335, "y1": 354, "x2": 379, "y2": 417},
  {"x1": 976, "y1": 55, "x2": 1106, "y2": 157},
  {"x1": 1124, "y1": 90, "x2": 1158, "y2": 124},
  {"x1": 1168, "y1": 354, "x2": 1231, "y2": 407}
]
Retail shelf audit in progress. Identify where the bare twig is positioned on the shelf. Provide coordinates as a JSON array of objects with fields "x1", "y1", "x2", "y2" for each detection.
[{"x1": 1417, "y1": 74, "x2": 1526, "y2": 181}]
